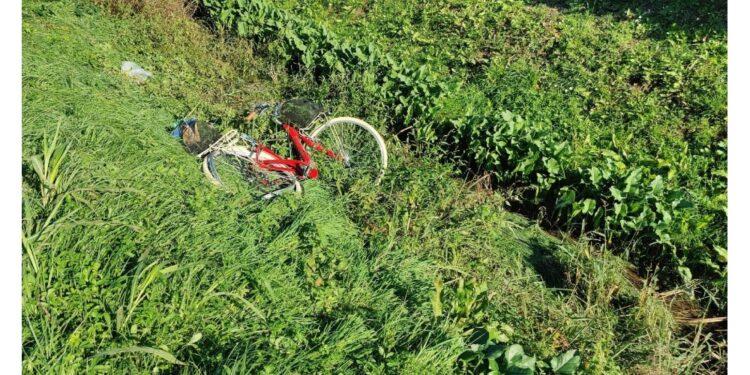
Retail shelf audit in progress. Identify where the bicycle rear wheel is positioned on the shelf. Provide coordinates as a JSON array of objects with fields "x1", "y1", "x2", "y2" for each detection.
[
  {"x1": 202, "y1": 146, "x2": 301, "y2": 199},
  {"x1": 310, "y1": 117, "x2": 388, "y2": 186}
]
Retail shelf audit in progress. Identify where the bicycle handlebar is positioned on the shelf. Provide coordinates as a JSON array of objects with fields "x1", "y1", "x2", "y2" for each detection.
[{"x1": 250, "y1": 102, "x2": 283, "y2": 125}]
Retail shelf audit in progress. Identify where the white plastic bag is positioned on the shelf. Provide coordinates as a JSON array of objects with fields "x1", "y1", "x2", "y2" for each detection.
[{"x1": 121, "y1": 61, "x2": 152, "y2": 83}]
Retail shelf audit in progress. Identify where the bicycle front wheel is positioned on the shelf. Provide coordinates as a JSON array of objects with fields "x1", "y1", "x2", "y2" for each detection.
[{"x1": 310, "y1": 117, "x2": 388, "y2": 186}]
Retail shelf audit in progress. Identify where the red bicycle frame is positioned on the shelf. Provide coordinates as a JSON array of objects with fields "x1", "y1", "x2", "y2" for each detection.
[{"x1": 253, "y1": 123, "x2": 339, "y2": 180}]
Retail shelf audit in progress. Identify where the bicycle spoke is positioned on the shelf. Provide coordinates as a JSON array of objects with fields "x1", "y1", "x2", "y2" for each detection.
[
  {"x1": 329, "y1": 124, "x2": 347, "y2": 160},
  {"x1": 311, "y1": 118, "x2": 387, "y2": 187}
]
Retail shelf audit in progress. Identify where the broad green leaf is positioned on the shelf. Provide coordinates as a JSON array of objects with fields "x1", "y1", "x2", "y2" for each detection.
[
  {"x1": 678, "y1": 266, "x2": 693, "y2": 281},
  {"x1": 507, "y1": 355, "x2": 536, "y2": 375},
  {"x1": 501, "y1": 110, "x2": 514, "y2": 123},
  {"x1": 610, "y1": 187, "x2": 624, "y2": 201},
  {"x1": 507, "y1": 368, "x2": 534, "y2": 375},
  {"x1": 661, "y1": 208, "x2": 672, "y2": 224},
  {"x1": 544, "y1": 157, "x2": 560, "y2": 174},
  {"x1": 672, "y1": 199, "x2": 693, "y2": 209},
  {"x1": 187, "y1": 333, "x2": 203, "y2": 346},
  {"x1": 589, "y1": 167, "x2": 602, "y2": 184},
  {"x1": 555, "y1": 188, "x2": 575, "y2": 209},
  {"x1": 600, "y1": 149, "x2": 621, "y2": 161},
  {"x1": 289, "y1": 33, "x2": 306, "y2": 51},
  {"x1": 334, "y1": 60, "x2": 346, "y2": 73},
  {"x1": 550, "y1": 349, "x2": 581, "y2": 374},
  {"x1": 458, "y1": 350, "x2": 479, "y2": 362},
  {"x1": 581, "y1": 199, "x2": 596, "y2": 215},
  {"x1": 714, "y1": 246, "x2": 728, "y2": 263},
  {"x1": 485, "y1": 344, "x2": 506, "y2": 360},
  {"x1": 614, "y1": 202, "x2": 625, "y2": 217},
  {"x1": 650, "y1": 175, "x2": 664, "y2": 195},
  {"x1": 504, "y1": 344, "x2": 525, "y2": 363},
  {"x1": 624, "y1": 167, "x2": 643, "y2": 190}
]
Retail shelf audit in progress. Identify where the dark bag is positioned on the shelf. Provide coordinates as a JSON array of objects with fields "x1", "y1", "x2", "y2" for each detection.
[{"x1": 171, "y1": 119, "x2": 222, "y2": 154}]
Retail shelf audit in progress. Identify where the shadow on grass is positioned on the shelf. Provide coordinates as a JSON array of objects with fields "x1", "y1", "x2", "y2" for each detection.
[
  {"x1": 525, "y1": 0, "x2": 726, "y2": 39},
  {"x1": 521, "y1": 236, "x2": 570, "y2": 291}
]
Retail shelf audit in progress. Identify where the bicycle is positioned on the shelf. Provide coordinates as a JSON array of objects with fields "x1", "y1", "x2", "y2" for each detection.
[{"x1": 193, "y1": 98, "x2": 388, "y2": 199}]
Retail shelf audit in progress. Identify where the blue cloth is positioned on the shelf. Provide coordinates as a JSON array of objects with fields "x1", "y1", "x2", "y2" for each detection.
[{"x1": 170, "y1": 118, "x2": 197, "y2": 139}]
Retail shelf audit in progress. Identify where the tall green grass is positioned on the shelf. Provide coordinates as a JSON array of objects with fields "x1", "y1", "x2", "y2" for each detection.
[
  {"x1": 201, "y1": 0, "x2": 727, "y2": 298},
  {"x1": 21, "y1": 0, "x2": 724, "y2": 373}
]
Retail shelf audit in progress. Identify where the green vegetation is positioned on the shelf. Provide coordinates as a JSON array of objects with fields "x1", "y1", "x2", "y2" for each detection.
[
  {"x1": 202, "y1": 0, "x2": 727, "y2": 295},
  {"x1": 22, "y1": 0, "x2": 726, "y2": 374}
]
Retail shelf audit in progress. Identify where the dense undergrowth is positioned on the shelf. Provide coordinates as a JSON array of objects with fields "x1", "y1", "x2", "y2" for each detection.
[
  {"x1": 201, "y1": 0, "x2": 727, "y2": 300},
  {"x1": 22, "y1": 0, "x2": 725, "y2": 373}
]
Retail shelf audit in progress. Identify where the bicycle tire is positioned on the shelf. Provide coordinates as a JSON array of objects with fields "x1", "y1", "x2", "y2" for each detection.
[{"x1": 310, "y1": 117, "x2": 388, "y2": 185}]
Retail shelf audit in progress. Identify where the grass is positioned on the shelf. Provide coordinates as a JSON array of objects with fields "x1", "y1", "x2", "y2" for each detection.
[
  {"x1": 22, "y1": 0, "x2": 724, "y2": 373},
  {"x1": 223, "y1": 0, "x2": 727, "y2": 292}
]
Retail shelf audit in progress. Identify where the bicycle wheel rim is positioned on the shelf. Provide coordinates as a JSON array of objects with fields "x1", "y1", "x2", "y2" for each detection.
[{"x1": 310, "y1": 117, "x2": 387, "y2": 187}]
